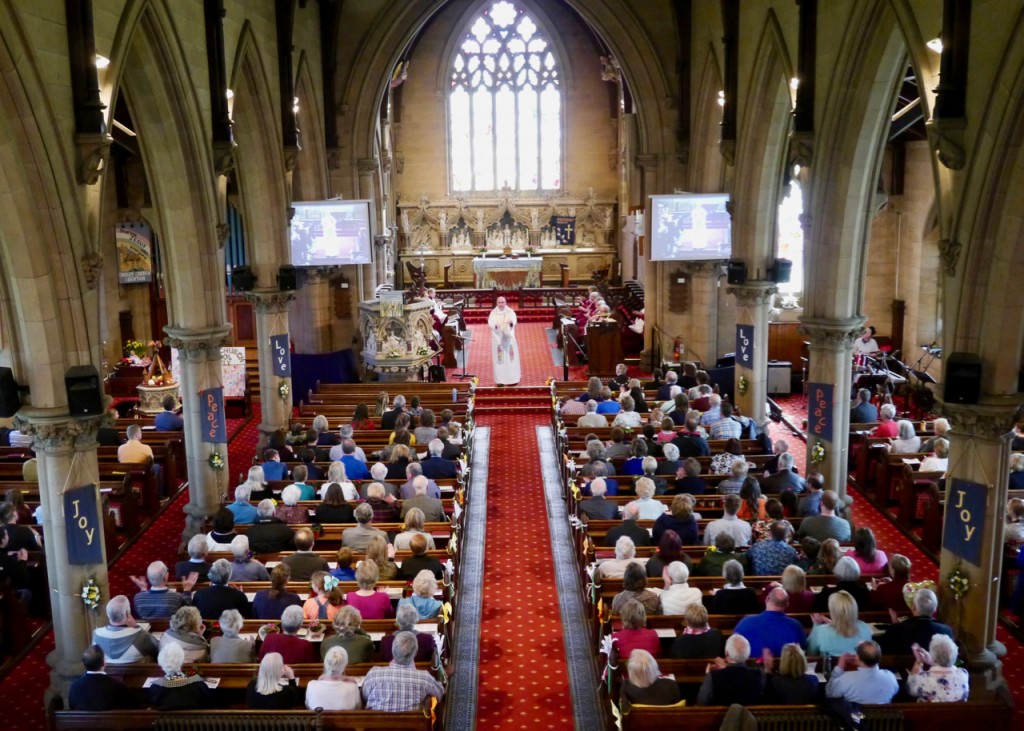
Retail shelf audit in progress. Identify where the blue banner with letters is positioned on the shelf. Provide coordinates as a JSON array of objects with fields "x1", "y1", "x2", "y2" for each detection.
[
  {"x1": 271, "y1": 334, "x2": 291, "y2": 377},
  {"x1": 943, "y1": 478, "x2": 987, "y2": 566},
  {"x1": 64, "y1": 485, "x2": 104, "y2": 565},
  {"x1": 736, "y1": 325, "x2": 754, "y2": 368},
  {"x1": 808, "y1": 383, "x2": 834, "y2": 443},
  {"x1": 201, "y1": 386, "x2": 227, "y2": 443}
]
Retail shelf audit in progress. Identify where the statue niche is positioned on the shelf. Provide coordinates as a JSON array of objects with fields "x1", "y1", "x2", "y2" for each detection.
[
  {"x1": 485, "y1": 210, "x2": 529, "y2": 252},
  {"x1": 448, "y1": 217, "x2": 474, "y2": 250}
]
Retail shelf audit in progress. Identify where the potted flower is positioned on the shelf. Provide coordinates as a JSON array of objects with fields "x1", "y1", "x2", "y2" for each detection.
[
  {"x1": 307, "y1": 619, "x2": 324, "y2": 640},
  {"x1": 257, "y1": 623, "x2": 280, "y2": 642}
]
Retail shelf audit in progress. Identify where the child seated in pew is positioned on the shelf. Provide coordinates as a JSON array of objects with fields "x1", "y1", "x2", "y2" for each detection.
[
  {"x1": 330, "y1": 547, "x2": 357, "y2": 582},
  {"x1": 303, "y1": 571, "x2": 343, "y2": 622}
]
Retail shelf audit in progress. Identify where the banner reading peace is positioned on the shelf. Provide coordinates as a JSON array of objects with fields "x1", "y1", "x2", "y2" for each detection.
[{"x1": 201, "y1": 386, "x2": 227, "y2": 443}]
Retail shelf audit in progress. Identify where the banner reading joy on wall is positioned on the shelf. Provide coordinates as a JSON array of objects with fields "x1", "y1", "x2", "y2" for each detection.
[
  {"x1": 201, "y1": 386, "x2": 227, "y2": 443},
  {"x1": 271, "y1": 334, "x2": 291, "y2": 377},
  {"x1": 943, "y1": 478, "x2": 987, "y2": 566}
]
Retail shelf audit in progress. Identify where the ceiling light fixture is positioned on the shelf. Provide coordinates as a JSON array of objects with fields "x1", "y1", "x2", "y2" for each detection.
[
  {"x1": 95, "y1": 55, "x2": 110, "y2": 69},
  {"x1": 717, "y1": 90, "x2": 726, "y2": 107},
  {"x1": 926, "y1": 37, "x2": 943, "y2": 53},
  {"x1": 226, "y1": 88, "x2": 234, "y2": 100},
  {"x1": 790, "y1": 77, "x2": 800, "y2": 90}
]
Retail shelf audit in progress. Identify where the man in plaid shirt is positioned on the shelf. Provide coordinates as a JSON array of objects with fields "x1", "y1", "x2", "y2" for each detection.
[{"x1": 362, "y1": 631, "x2": 445, "y2": 711}]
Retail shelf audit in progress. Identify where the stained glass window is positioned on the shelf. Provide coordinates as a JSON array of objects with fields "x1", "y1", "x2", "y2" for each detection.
[
  {"x1": 449, "y1": 1, "x2": 561, "y2": 192},
  {"x1": 776, "y1": 175, "x2": 804, "y2": 295}
]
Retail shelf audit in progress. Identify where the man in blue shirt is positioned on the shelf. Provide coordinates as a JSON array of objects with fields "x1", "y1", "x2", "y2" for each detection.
[
  {"x1": 226, "y1": 485, "x2": 258, "y2": 524},
  {"x1": 747, "y1": 522, "x2": 799, "y2": 576},
  {"x1": 260, "y1": 448, "x2": 288, "y2": 481},
  {"x1": 595, "y1": 387, "x2": 621, "y2": 414},
  {"x1": 826, "y1": 640, "x2": 898, "y2": 704},
  {"x1": 338, "y1": 440, "x2": 370, "y2": 480},
  {"x1": 154, "y1": 396, "x2": 183, "y2": 431},
  {"x1": 733, "y1": 588, "x2": 807, "y2": 657},
  {"x1": 797, "y1": 474, "x2": 824, "y2": 517}
]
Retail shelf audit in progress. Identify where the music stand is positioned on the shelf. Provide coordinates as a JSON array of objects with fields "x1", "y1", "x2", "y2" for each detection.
[{"x1": 453, "y1": 330, "x2": 475, "y2": 380}]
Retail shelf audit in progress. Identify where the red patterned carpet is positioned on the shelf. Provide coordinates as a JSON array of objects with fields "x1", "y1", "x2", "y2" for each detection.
[
  {"x1": 476, "y1": 411, "x2": 573, "y2": 730},
  {"x1": 447, "y1": 322, "x2": 585, "y2": 387},
  {"x1": 0, "y1": 410, "x2": 260, "y2": 729}
]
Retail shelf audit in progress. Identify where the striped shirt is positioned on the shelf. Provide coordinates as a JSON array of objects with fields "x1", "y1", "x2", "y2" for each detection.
[{"x1": 133, "y1": 588, "x2": 188, "y2": 620}]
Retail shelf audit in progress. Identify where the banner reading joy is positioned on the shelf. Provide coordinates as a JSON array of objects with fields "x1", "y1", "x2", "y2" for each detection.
[{"x1": 64, "y1": 485, "x2": 104, "y2": 565}]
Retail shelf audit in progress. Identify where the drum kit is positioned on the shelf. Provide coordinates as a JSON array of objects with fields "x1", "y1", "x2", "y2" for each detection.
[{"x1": 853, "y1": 345, "x2": 940, "y2": 419}]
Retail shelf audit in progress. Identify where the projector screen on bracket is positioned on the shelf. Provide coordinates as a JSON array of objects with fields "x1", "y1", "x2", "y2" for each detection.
[
  {"x1": 290, "y1": 200, "x2": 373, "y2": 266},
  {"x1": 648, "y1": 193, "x2": 731, "y2": 261}
]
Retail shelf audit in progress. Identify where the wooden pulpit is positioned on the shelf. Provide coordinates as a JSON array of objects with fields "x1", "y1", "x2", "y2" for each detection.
[{"x1": 586, "y1": 321, "x2": 622, "y2": 377}]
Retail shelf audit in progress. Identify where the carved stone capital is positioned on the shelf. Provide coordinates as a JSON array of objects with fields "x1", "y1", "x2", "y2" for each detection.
[
  {"x1": 80, "y1": 252, "x2": 104, "y2": 290},
  {"x1": 682, "y1": 259, "x2": 726, "y2": 277},
  {"x1": 283, "y1": 145, "x2": 299, "y2": 173},
  {"x1": 242, "y1": 289, "x2": 296, "y2": 313},
  {"x1": 788, "y1": 131, "x2": 815, "y2": 169},
  {"x1": 727, "y1": 281, "x2": 778, "y2": 306},
  {"x1": 799, "y1": 316, "x2": 867, "y2": 350},
  {"x1": 216, "y1": 222, "x2": 230, "y2": 249},
  {"x1": 939, "y1": 238, "x2": 962, "y2": 277},
  {"x1": 934, "y1": 399, "x2": 1018, "y2": 441},
  {"x1": 163, "y1": 325, "x2": 233, "y2": 360},
  {"x1": 74, "y1": 132, "x2": 112, "y2": 186},
  {"x1": 357, "y1": 157, "x2": 379, "y2": 174},
  {"x1": 13, "y1": 403, "x2": 115, "y2": 453},
  {"x1": 213, "y1": 140, "x2": 236, "y2": 177},
  {"x1": 634, "y1": 153, "x2": 659, "y2": 170},
  {"x1": 926, "y1": 117, "x2": 966, "y2": 171},
  {"x1": 719, "y1": 138, "x2": 736, "y2": 166}
]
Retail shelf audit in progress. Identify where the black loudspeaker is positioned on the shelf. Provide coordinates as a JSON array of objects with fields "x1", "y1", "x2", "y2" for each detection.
[
  {"x1": 944, "y1": 352, "x2": 982, "y2": 405},
  {"x1": 65, "y1": 365, "x2": 103, "y2": 417},
  {"x1": 0, "y1": 368, "x2": 21, "y2": 418},
  {"x1": 727, "y1": 260, "x2": 747, "y2": 285},
  {"x1": 232, "y1": 265, "x2": 255, "y2": 292},
  {"x1": 770, "y1": 258, "x2": 793, "y2": 283},
  {"x1": 278, "y1": 265, "x2": 298, "y2": 291}
]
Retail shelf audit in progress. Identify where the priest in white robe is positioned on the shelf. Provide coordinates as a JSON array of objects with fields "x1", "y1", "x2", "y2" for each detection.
[{"x1": 488, "y1": 297, "x2": 521, "y2": 386}]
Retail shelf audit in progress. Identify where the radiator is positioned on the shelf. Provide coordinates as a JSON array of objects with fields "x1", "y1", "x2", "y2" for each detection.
[
  {"x1": 154, "y1": 714, "x2": 317, "y2": 731},
  {"x1": 753, "y1": 711, "x2": 832, "y2": 731}
]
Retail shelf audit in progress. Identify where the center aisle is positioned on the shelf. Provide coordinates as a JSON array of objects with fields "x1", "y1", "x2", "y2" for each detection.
[{"x1": 474, "y1": 409, "x2": 573, "y2": 730}]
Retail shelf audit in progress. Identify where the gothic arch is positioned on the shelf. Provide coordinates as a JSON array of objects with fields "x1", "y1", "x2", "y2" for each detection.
[
  {"x1": 731, "y1": 11, "x2": 794, "y2": 272},
  {"x1": 229, "y1": 22, "x2": 290, "y2": 285},
  {"x1": 802, "y1": 0, "x2": 907, "y2": 320},
  {"x1": 293, "y1": 51, "x2": 330, "y2": 202},
  {"x1": 104, "y1": 0, "x2": 225, "y2": 330},
  {"x1": 0, "y1": 1, "x2": 93, "y2": 407},
  {"x1": 689, "y1": 44, "x2": 725, "y2": 193}
]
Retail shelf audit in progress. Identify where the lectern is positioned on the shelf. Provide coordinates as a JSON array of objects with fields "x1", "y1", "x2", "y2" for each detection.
[{"x1": 586, "y1": 321, "x2": 623, "y2": 377}]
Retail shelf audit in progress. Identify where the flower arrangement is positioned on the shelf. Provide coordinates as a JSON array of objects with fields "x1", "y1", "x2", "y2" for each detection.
[
  {"x1": 810, "y1": 442, "x2": 826, "y2": 464},
  {"x1": 207, "y1": 621, "x2": 223, "y2": 638},
  {"x1": 279, "y1": 381, "x2": 291, "y2": 400},
  {"x1": 946, "y1": 564, "x2": 971, "y2": 601},
  {"x1": 124, "y1": 339, "x2": 146, "y2": 358},
  {"x1": 416, "y1": 346, "x2": 430, "y2": 356},
  {"x1": 257, "y1": 623, "x2": 279, "y2": 641},
  {"x1": 307, "y1": 619, "x2": 324, "y2": 636},
  {"x1": 208, "y1": 451, "x2": 225, "y2": 471},
  {"x1": 81, "y1": 578, "x2": 101, "y2": 610},
  {"x1": 737, "y1": 375, "x2": 749, "y2": 396}
]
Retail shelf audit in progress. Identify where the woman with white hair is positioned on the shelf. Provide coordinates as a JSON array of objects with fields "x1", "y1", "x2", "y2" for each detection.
[
  {"x1": 210, "y1": 609, "x2": 256, "y2": 663},
  {"x1": 159, "y1": 606, "x2": 208, "y2": 663},
  {"x1": 921, "y1": 418, "x2": 951, "y2": 453},
  {"x1": 891, "y1": 420, "x2": 922, "y2": 454},
  {"x1": 1009, "y1": 453, "x2": 1024, "y2": 491},
  {"x1": 240, "y1": 465, "x2": 271, "y2": 502},
  {"x1": 246, "y1": 652, "x2": 301, "y2": 709},
  {"x1": 807, "y1": 590, "x2": 873, "y2": 656},
  {"x1": 872, "y1": 403, "x2": 900, "y2": 438},
  {"x1": 226, "y1": 484, "x2": 258, "y2": 524},
  {"x1": 813, "y1": 555, "x2": 872, "y2": 611},
  {"x1": 305, "y1": 646, "x2": 362, "y2": 710},
  {"x1": 612, "y1": 396, "x2": 643, "y2": 428},
  {"x1": 599, "y1": 536, "x2": 639, "y2": 579},
  {"x1": 382, "y1": 603, "x2": 435, "y2": 662},
  {"x1": 394, "y1": 507, "x2": 437, "y2": 551},
  {"x1": 275, "y1": 484, "x2": 311, "y2": 524},
  {"x1": 228, "y1": 534, "x2": 269, "y2": 581},
  {"x1": 920, "y1": 438, "x2": 949, "y2": 474},
  {"x1": 626, "y1": 477, "x2": 668, "y2": 520},
  {"x1": 148, "y1": 643, "x2": 212, "y2": 710},
  {"x1": 621, "y1": 649, "x2": 682, "y2": 706},
  {"x1": 397, "y1": 569, "x2": 442, "y2": 619},
  {"x1": 717, "y1": 458, "x2": 749, "y2": 495},
  {"x1": 906, "y1": 633, "x2": 969, "y2": 702},
  {"x1": 660, "y1": 561, "x2": 702, "y2": 615},
  {"x1": 324, "y1": 461, "x2": 358, "y2": 501}
]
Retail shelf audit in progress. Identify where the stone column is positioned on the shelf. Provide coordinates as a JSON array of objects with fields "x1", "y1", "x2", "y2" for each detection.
[
  {"x1": 933, "y1": 400, "x2": 1013, "y2": 699},
  {"x1": 14, "y1": 407, "x2": 112, "y2": 705},
  {"x1": 292, "y1": 267, "x2": 337, "y2": 354},
  {"x1": 681, "y1": 260, "x2": 724, "y2": 367},
  {"x1": 636, "y1": 153, "x2": 660, "y2": 366},
  {"x1": 798, "y1": 316, "x2": 865, "y2": 501},
  {"x1": 727, "y1": 281, "x2": 777, "y2": 425},
  {"x1": 243, "y1": 290, "x2": 296, "y2": 448},
  {"x1": 164, "y1": 325, "x2": 233, "y2": 545},
  {"x1": 357, "y1": 157, "x2": 380, "y2": 293}
]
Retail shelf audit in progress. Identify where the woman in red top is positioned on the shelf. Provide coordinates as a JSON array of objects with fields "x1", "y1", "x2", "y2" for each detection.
[
  {"x1": 257, "y1": 605, "x2": 318, "y2": 664},
  {"x1": 761, "y1": 565, "x2": 816, "y2": 614},
  {"x1": 344, "y1": 560, "x2": 394, "y2": 620},
  {"x1": 350, "y1": 403, "x2": 376, "y2": 430},
  {"x1": 612, "y1": 599, "x2": 662, "y2": 660}
]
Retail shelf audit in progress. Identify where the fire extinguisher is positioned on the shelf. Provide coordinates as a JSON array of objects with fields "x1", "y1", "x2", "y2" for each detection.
[{"x1": 673, "y1": 337, "x2": 682, "y2": 361}]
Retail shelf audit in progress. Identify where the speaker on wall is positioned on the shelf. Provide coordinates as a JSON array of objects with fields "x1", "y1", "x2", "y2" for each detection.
[
  {"x1": 278, "y1": 265, "x2": 298, "y2": 291},
  {"x1": 727, "y1": 260, "x2": 747, "y2": 285},
  {"x1": 232, "y1": 265, "x2": 255, "y2": 292},
  {"x1": 944, "y1": 352, "x2": 982, "y2": 405},
  {"x1": 0, "y1": 368, "x2": 21, "y2": 418},
  {"x1": 770, "y1": 258, "x2": 793, "y2": 283},
  {"x1": 65, "y1": 365, "x2": 103, "y2": 417}
]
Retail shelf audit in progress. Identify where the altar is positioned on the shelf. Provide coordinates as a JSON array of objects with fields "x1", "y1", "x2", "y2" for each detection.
[{"x1": 473, "y1": 256, "x2": 543, "y2": 289}]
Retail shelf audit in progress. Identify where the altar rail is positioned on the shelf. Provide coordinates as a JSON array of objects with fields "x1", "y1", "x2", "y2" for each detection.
[{"x1": 437, "y1": 287, "x2": 591, "y2": 309}]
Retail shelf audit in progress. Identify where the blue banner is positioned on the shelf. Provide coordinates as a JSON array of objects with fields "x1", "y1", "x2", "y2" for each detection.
[
  {"x1": 808, "y1": 383, "x2": 834, "y2": 443},
  {"x1": 943, "y1": 478, "x2": 987, "y2": 566},
  {"x1": 271, "y1": 334, "x2": 291, "y2": 377},
  {"x1": 736, "y1": 325, "x2": 754, "y2": 368},
  {"x1": 552, "y1": 216, "x2": 576, "y2": 246},
  {"x1": 64, "y1": 485, "x2": 104, "y2": 565},
  {"x1": 201, "y1": 386, "x2": 227, "y2": 443}
]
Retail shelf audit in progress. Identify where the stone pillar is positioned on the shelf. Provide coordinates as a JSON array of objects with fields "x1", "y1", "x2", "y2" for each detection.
[
  {"x1": 933, "y1": 400, "x2": 1013, "y2": 699},
  {"x1": 292, "y1": 267, "x2": 337, "y2": 354},
  {"x1": 164, "y1": 325, "x2": 233, "y2": 545},
  {"x1": 357, "y1": 157, "x2": 380, "y2": 294},
  {"x1": 681, "y1": 260, "x2": 724, "y2": 366},
  {"x1": 243, "y1": 290, "x2": 296, "y2": 448},
  {"x1": 14, "y1": 408, "x2": 112, "y2": 705},
  {"x1": 727, "y1": 281, "x2": 777, "y2": 425},
  {"x1": 636, "y1": 153, "x2": 660, "y2": 366},
  {"x1": 798, "y1": 316, "x2": 865, "y2": 501}
]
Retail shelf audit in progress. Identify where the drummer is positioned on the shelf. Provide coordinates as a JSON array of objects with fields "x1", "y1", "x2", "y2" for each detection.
[{"x1": 853, "y1": 326, "x2": 880, "y2": 356}]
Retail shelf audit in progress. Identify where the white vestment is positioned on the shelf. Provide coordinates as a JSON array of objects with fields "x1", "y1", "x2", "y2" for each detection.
[{"x1": 488, "y1": 305, "x2": 521, "y2": 385}]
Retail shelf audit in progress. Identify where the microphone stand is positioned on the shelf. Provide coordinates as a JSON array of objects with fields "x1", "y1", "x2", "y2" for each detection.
[{"x1": 453, "y1": 330, "x2": 475, "y2": 380}]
